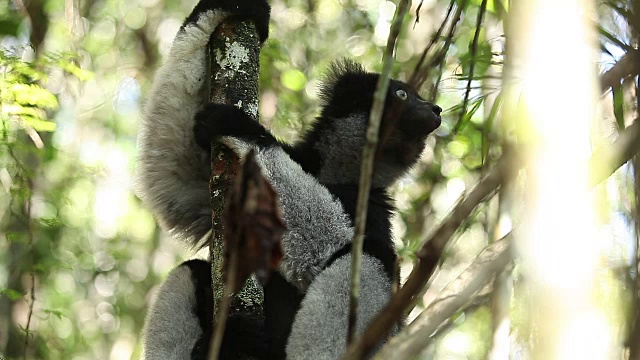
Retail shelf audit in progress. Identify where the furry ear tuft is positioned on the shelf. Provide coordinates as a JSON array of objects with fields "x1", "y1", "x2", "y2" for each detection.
[{"x1": 317, "y1": 58, "x2": 379, "y2": 118}]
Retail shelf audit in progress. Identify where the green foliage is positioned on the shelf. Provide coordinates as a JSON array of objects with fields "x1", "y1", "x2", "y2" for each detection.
[
  {"x1": 0, "y1": 288, "x2": 24, "y2": 301},
  {"x1": 0, "y1": 51, "x2": 90, "y2": 135}
]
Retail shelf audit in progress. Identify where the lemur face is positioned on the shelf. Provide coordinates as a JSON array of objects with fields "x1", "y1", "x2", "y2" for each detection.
[
  {"x1": 383, "y1": 80, "x2": 442, "y2": 142},
  {"x1": 374, "y1": 80, "x2": 442, "y2": 174}
]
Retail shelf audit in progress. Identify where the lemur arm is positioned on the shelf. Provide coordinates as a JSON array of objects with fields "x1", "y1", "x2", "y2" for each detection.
[{"x1": 135, "y1": 0, "x2": 269, "y2": 248}]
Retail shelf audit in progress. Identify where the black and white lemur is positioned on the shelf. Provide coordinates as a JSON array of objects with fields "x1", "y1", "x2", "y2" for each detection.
[{"x1": 135, "y1": 0, "x2": 442, "y2": 358}]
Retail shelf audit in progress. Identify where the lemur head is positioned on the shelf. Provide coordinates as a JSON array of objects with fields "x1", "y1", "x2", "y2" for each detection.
[{"x1": 306, "y1": 58, "x2": 442, "y2": 188}]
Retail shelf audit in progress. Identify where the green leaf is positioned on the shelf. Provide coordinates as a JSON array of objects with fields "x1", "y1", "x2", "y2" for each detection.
[
  {"x1": 598, "y1": 26, "x2": 630, "y2": 51},
  {"x1": 32, "y1": 263, "x2": 47, "y2": 273},
  {"x1": 43, "y1": 308, "x2": 66, "y2": 319},
  {"x1": 3, "y1": 104, "x2": 47, "y2": 118},
  {"x1": 0, "y1": 288, "x2": 24, "y2": 301},
  {"x1": 9, "y1": 84, "x2": 59, "y2": 109},
  {"x1": 455, "y1": 97, "x2": 484, "y2": 133},
  {"x1": 612, "y1": 85, "x2": 624, "y2": 130},
  {"x1": 482, "y1": 91, "x2": 503, "y2": 164},
  {"x1": 23, "y1": 116, "x2": 57, "y2": 132}
]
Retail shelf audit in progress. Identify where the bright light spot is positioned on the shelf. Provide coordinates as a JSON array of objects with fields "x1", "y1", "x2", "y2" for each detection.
[
  {"x1": 510, "y1": 0, "x2": 620, "y2": 357},
  {"x1": 441, "y1": 329, "x2": 472, "y2": 355},
  {"x1": 374, "y1": 1, "x2": 396, "y2": 45},
  {"x1": 557, "y1": 313, "x2": 612, "y2": 359},
  {"x1": 51, "y1": 316, "x2": 73, "y2": 339},
  {"x1": 55, "y1": 272, "x2": 77, "y2": 294},
  {"x1": 157, "y1": 18, "x2": 182, "y2": 58},
  {"x1": 124, "y1": 7, "x2": 147, "y2": 30},
  {"x1": 110, "y1": 335, "x2": 136, "y2": 360}
]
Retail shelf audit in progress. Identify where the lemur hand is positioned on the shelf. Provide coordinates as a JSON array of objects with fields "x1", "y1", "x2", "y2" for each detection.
[{"x1": 185, "y1": 0, "x2": 270, "y2": 42}]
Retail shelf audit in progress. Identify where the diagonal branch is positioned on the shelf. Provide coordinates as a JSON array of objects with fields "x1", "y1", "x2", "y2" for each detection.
[
  {"x1": 343, "y1": 154, "x2": 513, "y2": 359},
  {"x1": 600, "y1": 50, "x2": 640, "y2": 92},
  {"x1": 589, "y1": 118, "x2": 640, "y2": 187},
  {"x1": 373, "y1": 235, "x2": 512, "y2": 359},
  {"x1": 347, "y1": 0, "x2": 411, "y2": 345}
]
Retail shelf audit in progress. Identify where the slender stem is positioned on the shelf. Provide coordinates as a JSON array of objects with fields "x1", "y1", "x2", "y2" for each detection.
[
  {"x1": 373, "y1": 235, "x2": 512, "y2": 359},
  {"x1": 344, "y1": 155, "x2": 511, "y2": 359},
  {"x1": 347, "y1": 0, "x2": 411, "y2": 346},
  {"x1": 209, "y1": 242, "x2": 238, "y2": 359},
  {"x1": 455, "y1": 0, "x2": 488, "y2": 132}
]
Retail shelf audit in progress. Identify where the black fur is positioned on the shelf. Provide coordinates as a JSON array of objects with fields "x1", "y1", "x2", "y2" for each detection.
[
  {"x1": 181, "y1": 0, "x2": 270, "y2": 43},
  {"x1": 194, "y1": 59, "x2": 441, "y2": 358},
  {"x1": 181, "y1": 260, "x2": 268, "y2": 360}
]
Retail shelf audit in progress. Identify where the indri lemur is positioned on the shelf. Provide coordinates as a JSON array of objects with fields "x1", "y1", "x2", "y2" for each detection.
[{"x1": 135, "y1": 0, "x2": 442, "y2": 358}]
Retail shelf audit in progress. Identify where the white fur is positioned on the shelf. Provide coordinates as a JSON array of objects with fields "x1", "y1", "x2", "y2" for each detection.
[
  {"x1": 135, "y1": 10, "x2": 228, "y2": 245},
  {"x1": 142, "y1": 265, "x2": 202, "y2": 359},
  {"x1": 286, "y1": 254, "x2": 393, "y2": 359}
]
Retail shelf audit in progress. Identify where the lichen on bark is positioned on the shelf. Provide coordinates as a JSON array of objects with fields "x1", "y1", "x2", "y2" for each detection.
[{"x1": 207, "y1": 19, "x2": 263, "y2": 327}]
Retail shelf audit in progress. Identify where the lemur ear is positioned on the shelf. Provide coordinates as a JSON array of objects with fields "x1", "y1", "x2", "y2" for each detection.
[
  {"x1": 318, "y1": 58, "x2": 367, "y2": 103},
  {"x1": 317, "y1": 58, "x2": 379, "y2": 118}
]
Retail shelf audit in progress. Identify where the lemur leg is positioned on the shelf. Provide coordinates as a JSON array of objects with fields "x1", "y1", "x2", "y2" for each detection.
[
  {"x1": 286, "y1": 255, "x2": 394, "y2": 360},
  {"x1": 142, "y1": 260, "x2": 211, "y2": 360}
]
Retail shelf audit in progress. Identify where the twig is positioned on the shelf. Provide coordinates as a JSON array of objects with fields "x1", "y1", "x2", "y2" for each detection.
[
  {"x1": 347, "y1": 0, "x2": 411, "y2": 345},
  {"x1": 412, "y1": 0, "x2": 467, "y2": 89},
  {"x1": 629, "y1": 13, "x2": 640, "y2": 355},
  {"x1": 409, "y1": 0, "x2": 455, "y2": 86},
  {"x1": 7, "y1": 147, "x2": 36, "y2": 360},
  {"x1": 343, "y1": 155, "x2": 512, "y2": 359},
  {"x1": 209, "y1": 246, "x2": 237, "y2": 359},
  {"x1": 373, "y1": 235, "x2": 512, "y2": 359},
  {"x1": 455, "y1": 0, "x2": 488, "y2": 133},
  {"x1": 487, "y1": 180, "x2": 515, "y2": 360},
  {"x1": 600, "y1": 50, "x2": 640, "y2": 92},
  {"x1": 588, "y1": 118, "x2": 640, "y2": 187}
]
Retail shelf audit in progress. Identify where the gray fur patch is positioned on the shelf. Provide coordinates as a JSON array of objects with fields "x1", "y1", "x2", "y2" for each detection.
[
  {"x1": 315, "y1": 113, "x2": 407, "y2": 188},
  {"x1": 141, "y1": 264, "x2": 202, "y2": 359},
  {"x1": 252, "y1": 147, "x2": 353, "y2": 290},
  {"x1": 286, "y1": 254, "x2": 393, "y2": 359},
  {"x1": 135, "y1": 10, "x2": 228, "y2": 246}
]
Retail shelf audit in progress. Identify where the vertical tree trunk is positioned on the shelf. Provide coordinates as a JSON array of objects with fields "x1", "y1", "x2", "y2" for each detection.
[{"x1": 207, "y1": 19, "x2": 263, "y2": 334}]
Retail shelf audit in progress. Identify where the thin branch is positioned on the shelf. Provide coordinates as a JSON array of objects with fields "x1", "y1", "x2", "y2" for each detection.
[
  {"x1": 487, "y1": 181, "x2": 514, "y2": 360},
  {"x1": 7, "y1": 147, "x2": 36, "y2": 360},
  {"x1": 588, "y1": 118, "x2": 640, "y2": 187},
  {"x1": 629, "y1": 12, "x2": 640, "y2": 355},
  {"x1": 600, "y1": 50, "x2": 640, "y2": 92},
  {"x1": 347, "y1": 0, "x2": 411, "y2": 345},
  {"x1": 412, "y1": 0, "x2": 467, "y2": 89},
  {"x1": 455, "y1": 0, "x2": 488, "y2": 133},
  {"x1": 409, "y1": 0, "x2": 455, "y2": 85},
  {"x1": 343, "y1": 155, "x2": 513, "y2": 359},
  {"x1": 373, "y1": 235, "x2": 512, "y2": 359},
  {"x1": 209, "y1": 238, "x2": 238, "y2": 359},
  {"x1": 487, "y1": 269, "x2": 513, "y2": 360}
]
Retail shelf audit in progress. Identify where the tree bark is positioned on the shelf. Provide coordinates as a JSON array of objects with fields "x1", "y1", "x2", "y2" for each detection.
[{"x1": 206, "y1": 19, "x2": 264, "y2": 350}]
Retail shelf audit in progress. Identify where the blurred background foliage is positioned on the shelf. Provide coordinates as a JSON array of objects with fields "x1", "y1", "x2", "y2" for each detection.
[{"x1": 0, "y1": 0, "x2": 637, "y2": 358}]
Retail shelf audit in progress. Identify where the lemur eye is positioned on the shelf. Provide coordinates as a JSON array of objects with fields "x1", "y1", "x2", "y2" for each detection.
[{"x1": 395, "y1": 89, "x2": 408, "y2": 100}]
